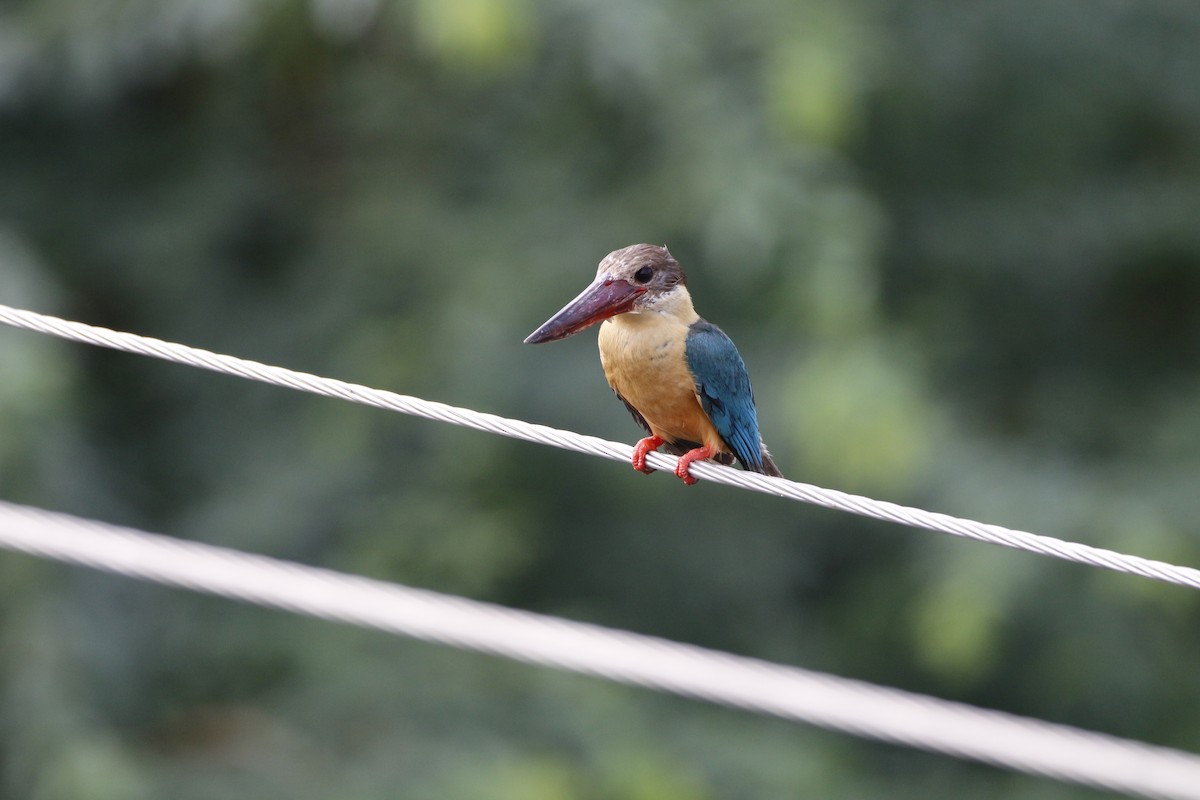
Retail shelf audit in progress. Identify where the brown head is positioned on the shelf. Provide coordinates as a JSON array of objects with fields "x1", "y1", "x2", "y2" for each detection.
[{"x1": 525, "y1": 244, "x2": 688, "y2": 343}]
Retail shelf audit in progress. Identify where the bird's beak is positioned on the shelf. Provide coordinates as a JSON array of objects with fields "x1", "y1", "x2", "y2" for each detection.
[{"x1": 524, "y1": 276, "x2": 645, "y2": 343}]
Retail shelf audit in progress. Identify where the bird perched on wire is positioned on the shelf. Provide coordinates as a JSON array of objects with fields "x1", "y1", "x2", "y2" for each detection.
[{"x1": 525, "y1": 243, "x2": 782, "y2": 485}]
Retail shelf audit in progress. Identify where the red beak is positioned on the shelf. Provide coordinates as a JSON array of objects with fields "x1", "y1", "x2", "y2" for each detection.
[{"x1": 525, "y1": 276, "x2": 645, "y2": 343}]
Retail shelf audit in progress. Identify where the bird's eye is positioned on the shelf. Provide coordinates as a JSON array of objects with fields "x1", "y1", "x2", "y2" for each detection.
[{"x1": 633, "y1": 266, "x2": 654, "y2": 284}]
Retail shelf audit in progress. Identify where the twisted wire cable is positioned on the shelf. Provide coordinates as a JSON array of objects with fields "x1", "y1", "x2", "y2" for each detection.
[
  {"x1": 2, "y1": 500, "x2": 1199, "y2": 800},
  {"x1": 3, "y1": 303, "x2": 1198, "y2": 590}
]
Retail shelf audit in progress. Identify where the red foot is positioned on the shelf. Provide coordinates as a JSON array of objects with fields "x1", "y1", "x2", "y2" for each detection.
[
  {"x1": 675, "y1": 445, "x2": 716, "y2": 486},
  {"x1": 632, "y1": 436, "x2": 665, "y2": 474}
]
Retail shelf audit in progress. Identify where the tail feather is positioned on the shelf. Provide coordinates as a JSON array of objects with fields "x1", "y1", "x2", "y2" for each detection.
[
  {"x1": 751, "y1": 441, "x2": 784, "y2": 478},
  {"x1": 758, "y1": 453, "x2": 783, "y2": 478}
]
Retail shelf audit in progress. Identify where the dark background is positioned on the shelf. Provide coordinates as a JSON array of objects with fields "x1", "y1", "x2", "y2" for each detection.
[{"x1": 2, "y1": 1, "x2": 1200, "y2": 797}]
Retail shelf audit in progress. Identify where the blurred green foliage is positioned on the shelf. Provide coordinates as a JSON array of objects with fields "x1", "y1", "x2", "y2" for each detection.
[{"x1": 2, "y1": 0, "x2": 1200, "y2": 797}]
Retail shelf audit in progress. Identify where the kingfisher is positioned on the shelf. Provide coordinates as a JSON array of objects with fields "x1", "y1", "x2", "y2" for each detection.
[{"x1": 525, "y1": 243, "x2": 782, "y2": 485}]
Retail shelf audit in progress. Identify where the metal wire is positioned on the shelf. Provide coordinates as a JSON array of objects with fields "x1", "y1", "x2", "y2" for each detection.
[
  {"x1": 2, "y1": 302, "x2": 1199, "y2": 590},
  {"x1": 1, "y1": 499, "x2": 1199, "y2": 800}
]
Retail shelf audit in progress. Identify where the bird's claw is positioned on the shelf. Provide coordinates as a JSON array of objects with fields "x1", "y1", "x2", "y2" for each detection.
[
  {"x1": 631, "y1": 435, "x2": 665, "y2": 474},
  {"x1": 675, "y1": 464, "x2": 699, "y2": 485},
  {"x1": 633, "y1": 439, "x2": 715, "y2": 486},
  {"x1": 674, "y1": 445, "x2": 716, "y2": 486}
]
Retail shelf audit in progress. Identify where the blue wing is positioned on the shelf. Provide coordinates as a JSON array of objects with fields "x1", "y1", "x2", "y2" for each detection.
[{"x1": 684, "y1": 320, "x2": 765, "y2": 471}]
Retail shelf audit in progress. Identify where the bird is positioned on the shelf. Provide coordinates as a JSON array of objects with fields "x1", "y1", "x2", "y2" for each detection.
[{"x1": 525, "y1": 243, "x2": 782, "y2": 485}]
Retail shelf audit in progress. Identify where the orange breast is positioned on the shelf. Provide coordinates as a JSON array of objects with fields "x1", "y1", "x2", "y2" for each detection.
[{"x1": 597, "y1": 313, "x2": 727, "y2": 453}]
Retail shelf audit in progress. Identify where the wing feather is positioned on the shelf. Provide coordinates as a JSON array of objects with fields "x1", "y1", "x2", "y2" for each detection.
[{"x1": 684, "y1": 320, "x2": 767, "y2": 472}]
